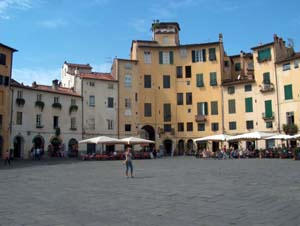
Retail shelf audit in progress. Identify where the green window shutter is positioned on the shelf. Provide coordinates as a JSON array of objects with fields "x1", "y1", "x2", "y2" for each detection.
[
  {"x1": 209, "y1": 48, "x2": 216, "y2": 61},
  {"x1": 284, "y1": 84, "x2": 293, "y2": 100},
  {"x1": 245, "y1": 97, "x2": 253, "y2": 112},
  {"x1": 169, "y1": 51, "x2": 174, "y2": 65},
  {"x1": 192, "y1": 50, "x2": 196, "y2": 63},
  {"x1": 258, "y1": 48, "x2": 271, "y2": 61},
  {"x1": 263, "y1": 72, "x2": 270, "y2": 84},
  {"x1": 204, "y1": 102, "x2": 208, "y2": 115},
  {"x1": 228, "y1": 99, "x2": 236, "y2": 114},
  {"x1": 196, "y1": 74, "x2": 204, "y2": 87},
  {"x1": 210, "y1": 72, "x2": 217, "y2": 86},
  {"x1": 211, "y1": 101, "x2": 218, "y2": 115},
  {"x1": 159, "y1": 51, "x2": 163, "y2": 64},
  {"x1": 264, "y1": 100, "x2": 272, "y2": 118},
  {"x1": 202, "y1": 49, "x2": 206, "y2": 62}
]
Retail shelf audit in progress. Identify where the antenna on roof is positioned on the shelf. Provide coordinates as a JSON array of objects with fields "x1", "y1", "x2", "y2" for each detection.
[{"x1": 287, "y1": 38, "x2": 294, "y2": 48}]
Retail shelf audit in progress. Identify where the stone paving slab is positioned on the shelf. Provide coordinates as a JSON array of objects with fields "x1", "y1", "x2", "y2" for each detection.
[{"x1": 0, "y1": 158, "x2": 300, "y2": 226}]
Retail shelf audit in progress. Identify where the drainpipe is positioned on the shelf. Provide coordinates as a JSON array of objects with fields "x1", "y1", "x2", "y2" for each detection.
[
  {"x1": 274, "y1": 63, "x2": 281, "y2": 133},
  {"x1": 9, "y1": 53, "x2": 15, "y2": 151},
  {"x1": 117, "y1": 60, "x2": 120, "y2": 139},
  {"x1": 81, "y1": 78, "x2": 84, "y2": 140}
]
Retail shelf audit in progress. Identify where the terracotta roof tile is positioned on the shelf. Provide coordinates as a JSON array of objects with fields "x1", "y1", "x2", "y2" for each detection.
[
  {"x1": 64, "y1": 61, "x2": 92, "y2": 69},
  {"x1": 80, "y1": 72, "x2": 116, "y2": 81}
]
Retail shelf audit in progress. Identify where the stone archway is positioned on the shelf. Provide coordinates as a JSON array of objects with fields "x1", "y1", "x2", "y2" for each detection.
[
  {"x1": 141, "y1": 125, "x2": 155, "y2": 151},
  {"x1": 177, "y1": 140, "x2": 185, "y2": 155},
  {"x1": 68, "y1": 138, "x2": 78, "y2": 157},
  {"x1": 32, "y1": 135, "x2": 44, "y2": 149},
  {"x1": 163, "y1": 139, "x2": 173, "y2": 156},
  {"x1": 187, "y1": 139, "x2": 194, "y2": 155},
  {"x1": 13, "y1": 136, "x2": 24, "y2": 158}
]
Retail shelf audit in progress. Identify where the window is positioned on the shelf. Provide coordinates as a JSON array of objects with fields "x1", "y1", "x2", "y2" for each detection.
[
  {"x1": 177, "y1": 93, "x2": 183, "y2": 105},
  {"x1": 246, "y1": 120, "x2": 254, "y2": 130},
  {"x1": 211, "y1": 101, "x2": 218, "y2": 115},
  {"x1": 294, "y1": 60, "x2": 299, "y2": 69},
  {"x1": 17, "y1": 90, "x2": 23, "y2": 98},
  {"x1": 54, "y1": 97, "x2": 59, "y2": 103},
  {"x1": 107, "y1": 119, "x2": 113, "y2": 130},
  {"x1": 144, "y1": 75, "x2": 151, "y2": 88},
  {"x1": 4, "y1": 77, "x2": 9, "y2": 86},
  {"x1": 163, "y1": 75, "x2": 170, "y2": 88},
  {"x1": 248, "y1": 62, "x2": 254, "y2": 70},
  {"x1": 71, "y1": 117, "x2": 76, "y2": 129},
  {"x1": 187, "y1": 122, "x2": 193, "y2": 131},
  {"x1": 108, "y1": 83, "x2": 114, "y2": 89},
  {"x1": 245, "y1": 97, "x2": 253, "y2": 112},
  {"x1": 283, "y1": 63, "x2": 291, "y2": 71},
  {"x1": 196, "y1": 74, "x2": 204, "y2": 87},
  {"x1": 284, "y1": 84, "x2": 293, "y2": 100},
  {"x1": 0, "y1": 75, "x2": 3, "y2": 85},
  {"x1": 124, "y1": 75, "x2": 132, "y2": 88},
  {"x1": 135, "y1": 93, "x2": 138, "y2": 102},
  {"x1": 192, "y1": 49, "x2": 206, "y2": 62},
  {"x1": 125, "y1": 63, "x2": 132, "y2": 69},
  {"x1": 71, "y1": 99, "x2": 76, "y2": 105},
  {"x1": 211, "y1": 123, "x2": 219, "y2": 132},
  {"x1": 263, "y1": 72, "x2": 270, "y2": 84},
  {"x1": 286, "y1": 112, "x2": 294, "y2": 125},
  {"x1": 180, "y1": 49, "x2": 187, "y2": 58},
  {"x1": 16, "y1": 112, "x2": 22, "y2": 125},
  {"x1": 159, "y1": 51, "x2": 173, "y2": 64},
  {"x1": 164, "y1": 124, "x2": 172, "y2": 132},
  {"x1": 89, "y1": 118, "x2": 95, "y2": 130},
  {"x1": 209, "y1": 48, "x2": 216, "y2": 61},
  {"x1": 245, "y1": 84, "x2": 252, "y2": 92},
  {"x1": 89, "y1": 96, "x2": 95, "y2": 107},
  {"x1": 36, "y1": 114, "x2": 42, "y2": 128},
  {"x1": 125, "y1": 98, "x2": 131, "y2": 109},
  {"x1": 264, "y1": 100, "x2": 273, "y2": 119},
  {"x1": 229, "y1": 122, "x2": 236, "y2": 130},
  {"x1": 228, "y1": 99, "x2": 236, "y2": 114},
  {"x1": 224, "y1": 61, "x2": 229, "y2": 67},
  {"x1": 185, "y1": 66, "x2": 191, "y2": 78},
  {"x1": 108, "y1": 97, "x2": 114, "y2": 108},
  {"x1": 266, "y1": 121, "x2": 273, "y2": 129},
  {"x1": 198, "y1": 123, "x2": 205, "y2": 131},
  {"x1": 163, "y1": 104, "x2": 171, "y2": 122},
  {"x1": 53, "y1": 116, "x2": 59, "y2": 129},
  {"x1": 89, "y1": 81, "x2": 95, "y2": 87},
  {"x1": 186, "y1": 93, "x2": 192, "y2": 105},
  {"x1": 178, "y1": 123, "x2": 184, "y2": 132},
  {"x1": 144, "y1": 51, "x2": 151, "y2": 64},
  {"x1": 0, "y1": 53, "x2": 6, "y2": 65},
  {"x1": 163, "y1": 36, "x2": 169, "y2": 44},
  {"x1": 176, "y1": 66, "x2": 183, "y2": 78},
  {"x1": 37, "y1": 94, "x2": 42, "y2": 101},
  {"x1": 235, "y1": 63, "x2": 241, "y2": 71},
  {"x1": 258, "y1": 48, "x2": 271, "y2": 62},
  {"x1": 228, "y1": 86, "x2": 235, "y2": 94},
  {"x1": 144, "y1": 103, "x2": 152, "y2": 117},
  {"x1": 210, "y1": 72, "x2": 217, "y2": 86},
  {"x1": 197, "y1": 102, "x2": 208, "y2": 115},
  {"x1": 125, "y1": 124, "x2": 131, "y2": 132}
]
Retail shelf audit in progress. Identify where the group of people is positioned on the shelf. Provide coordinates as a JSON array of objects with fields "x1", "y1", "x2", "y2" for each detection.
[
  {"x1": 197, "y1": 146, "x2": 258, "y2": 159},
  {"x1": 30, "y1": 147, "x2": 44, "y2": 160}
]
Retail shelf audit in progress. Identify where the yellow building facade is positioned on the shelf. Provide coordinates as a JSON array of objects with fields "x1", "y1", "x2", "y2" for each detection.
[{"x1": 0, "y1": 43, "x2": 17, "y2": 158}]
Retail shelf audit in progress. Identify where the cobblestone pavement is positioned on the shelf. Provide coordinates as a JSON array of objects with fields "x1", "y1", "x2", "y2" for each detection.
[{"x1": 0, "y1": 157, "x2": 300, "y2": 226}]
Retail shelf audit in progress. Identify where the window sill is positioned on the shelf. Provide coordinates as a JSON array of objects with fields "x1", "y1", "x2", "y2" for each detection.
[
  {"x1": 70, "y1": 128, "x2": 77, "y2": 131},
  {"x1": 36, "y1": 126, "x2": 44, "y2": 129}
]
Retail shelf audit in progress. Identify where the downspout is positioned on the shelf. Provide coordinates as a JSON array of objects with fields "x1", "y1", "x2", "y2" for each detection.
[
  {"x1": 117, "y1": 60, "x2": 120, "y2": 139},
  {"x1": 219, "y1": 42, "x2": 225, "y2": 134},
  {"x1": 81, "y1": 78, "x2": 84, "y2": 140},
  {"x1": 9, "y1": 52, "x2": 15, "y2": 150},
  {"x1": 274, "y1": 63, "x2": 281, "y2": 133}
]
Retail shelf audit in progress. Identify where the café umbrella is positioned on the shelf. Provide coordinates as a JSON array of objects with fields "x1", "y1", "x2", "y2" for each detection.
[
  {"x1": 194, "y1": 134, "x2": 233, "y2": 142},
  {"x1": 119, "y1": 137, "x2": 155, "y2": 145},
  {"x1": 79, "y1": 136, "x2": 121, "y2": 144},
  {"x1": 265, "y1": 134, "x2": 293, "y2": 140},
  {"x1": 227, "y1": 131, "x2": 276, "y2": 141}
]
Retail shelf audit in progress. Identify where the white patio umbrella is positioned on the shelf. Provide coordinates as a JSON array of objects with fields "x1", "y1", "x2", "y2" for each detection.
[
  {"x1": 265, "y1": 134, "x2": 292, "y2": 140},
  {"x1": 227, "y1": 131, "x2": 276, "y2": 141},
  {"x1": 194, "y1": 134, "x2": 233, "y2": 142},
  {"x1": 119, "y1": 137, "x2": 155, "y2": 145},
  {"x1": 79, "y1": 136, "x2": 121, "y2": 144},
  {"x1": 290, "y1": 134, "x2": 300, "y2": 139}
]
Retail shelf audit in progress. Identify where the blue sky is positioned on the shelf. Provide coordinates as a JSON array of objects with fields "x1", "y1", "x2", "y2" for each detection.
[{"x1": 1, "y1": 0, "x2": 299, "y2": 85}]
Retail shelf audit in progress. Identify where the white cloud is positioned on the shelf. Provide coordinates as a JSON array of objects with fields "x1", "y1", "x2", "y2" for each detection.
[
  {"x1": 0, "y1": 0, "x2": 33, "y2": 19},
  {"x1": 38, "y1": 18, "x2": 67, "y2": 29},
  {"x1": 12, "y1": 68, "x2": 61, "y2": 86}
]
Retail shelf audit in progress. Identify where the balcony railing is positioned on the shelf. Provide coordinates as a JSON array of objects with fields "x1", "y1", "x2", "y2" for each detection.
[
  {"x1": 195, "y1": 115, "x2": 207, "y2": 122},
  {"x1": 260, "y1": 83, "x2": 274, "y2": 92},
  {"x1": 262, "y1": 112, "x2": 275, "y2": 120}
]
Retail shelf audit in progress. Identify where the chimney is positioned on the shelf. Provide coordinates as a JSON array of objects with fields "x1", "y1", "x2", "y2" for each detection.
[
  {"x1": 52, "y1": 79, "x2": 59, "y2": 90},
  {"x1": 219, "y1": 33, "x2": 223, "y2": 43},
  {"x1": 32, "y1": 81, "x2": 37, "y2": 88},
  {"x1": 273, "y1": 34, "x2": 278, "y2": 42}
]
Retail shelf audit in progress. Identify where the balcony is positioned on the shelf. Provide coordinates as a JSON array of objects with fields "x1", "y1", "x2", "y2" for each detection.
[
  {"x1": 260, "y1": 83, "x2": 274, "y2": 92},
  {"x1": 262, "y1": 112, "x2": 275, "y2": 121},
  {"x1": 195, "y1": 115, "x2": 207, "y2": 122}
]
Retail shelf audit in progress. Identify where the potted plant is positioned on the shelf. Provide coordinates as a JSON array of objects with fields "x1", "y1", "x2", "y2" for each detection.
[
  {"x1": 69, "y1": 104, "x2": 78, "y2": 115},
  {"x1": 52, "y1": 102, "x2": 62, "y2": 109},
  {"x1": 35, "y1": 100, "x2": 45, "y2": 111},
  {"x1": 16, "y1": 98, "x2": 25, "y2": 106}
]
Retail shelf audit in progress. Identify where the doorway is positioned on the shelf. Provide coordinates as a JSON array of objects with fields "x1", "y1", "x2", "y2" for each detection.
[
  {"x1": 163, "y1": 139, "x2": 173, "y2": 156},
  {"x1": 13, "y1": 136, "x2": 24, "y2": 158}
]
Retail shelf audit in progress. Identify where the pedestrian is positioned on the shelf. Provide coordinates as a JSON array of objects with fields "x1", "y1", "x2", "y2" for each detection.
[
  {"x1": 123, "y1": 147, "x2": 134, "y2": 178},
  {"x1": 4, "y1": 150, "x2": 11, "y2": 166}
]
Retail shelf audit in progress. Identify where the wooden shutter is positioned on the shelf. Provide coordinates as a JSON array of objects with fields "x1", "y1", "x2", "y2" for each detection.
[
  {"x1": 284, "y1": 85, "x2": 293, "y2": 100},
  {"x1": 263, "y1": 72, "x2": 270, "y2": 84},
  {"x1": 196, "y1": 74, "x2": 204, "y2": 87},
  {"x1": 228, "y1": 99, "x2": 236, "y2": 114},
  {"x1": 202, "y1": 49, "x2": 206, "y2": 62},
  {"x1": 245, "y1": 97, "x2": 253, "y2": 112},
  {"x1": 169, "y1": 51, "x2": 174, "y2": 64},
  {"x1": 159, "y1": 51, "x2": 163, "y2": 64},
  {"x1": 264, "y1": 100, "x2": 272, "y2": 118},
  {"x1": 192, "y1": 50, "x2": 195, "y2": 63},
  {"x1": 204, "y1": 102, "x2": 208, "y2": 115}
]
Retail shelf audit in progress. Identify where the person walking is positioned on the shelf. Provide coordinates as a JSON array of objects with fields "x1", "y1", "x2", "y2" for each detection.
[
  {"x1": 4, "y1": 150, "x2": 11, "y2": 166},
  {"x1": 124, "y1": 147, "x2": 134, "y2": 178}
]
